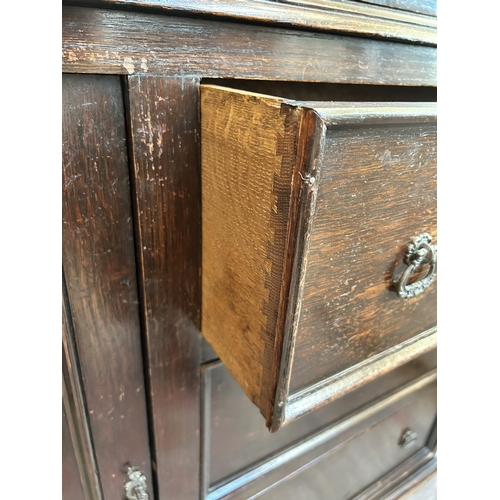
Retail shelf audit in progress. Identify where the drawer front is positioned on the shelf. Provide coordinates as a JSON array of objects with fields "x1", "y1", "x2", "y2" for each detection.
[
  {"x1": 201, "y1": 85, "x2": 437, "y2": 429},
  {"x1": 290, "y1": 111, "x2": 437, "y2": 393},
  {"x1": 204, "y1": 350, "x2": 435, "y2": 489},
  {"x1": 206, "y1": 374, "x2": 437, "y2": 500},
  {"x1": 352, "y1": 0, "x2": 436, "y2": 17},
  {"x1": 254, "y1": 386, "x2": 437, "y2": 500}
]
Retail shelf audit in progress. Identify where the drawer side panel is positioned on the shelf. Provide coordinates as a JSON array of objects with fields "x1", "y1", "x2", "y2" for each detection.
[{"x1": 201, "y1": 86, "x2": 305, "y2": 421}]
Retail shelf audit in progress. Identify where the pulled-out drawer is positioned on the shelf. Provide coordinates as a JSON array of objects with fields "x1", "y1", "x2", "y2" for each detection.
[{"x1": 201, "y1": 84, "x2": 437, "y2": 430}]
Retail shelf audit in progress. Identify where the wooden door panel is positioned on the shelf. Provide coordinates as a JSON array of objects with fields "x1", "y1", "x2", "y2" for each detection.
[{"x1": 62, "y1": 74, "x2": 154, "y2": 500}]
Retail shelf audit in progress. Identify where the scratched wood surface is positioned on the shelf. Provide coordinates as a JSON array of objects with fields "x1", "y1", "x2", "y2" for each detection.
[
  {"x1": 62, "y1": 74, "x2": 154, "y2": 499},
  {"x1": 62, "y1": 6, "x2": 436, "y2": 86},
  {"x1": 125, "y1": 76, "x2": 202, "y2": 500},
  {"x1": 64, "y1": 0, "x2": 436, "y2": 43},
  {"x1": 289, "y1": 108, "x2": 437, "y2": 392}
]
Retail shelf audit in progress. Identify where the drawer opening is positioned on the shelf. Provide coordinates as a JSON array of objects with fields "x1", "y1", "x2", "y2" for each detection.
[{"x1": 202, "y1": 79, "x2": 436, "y2": 103}]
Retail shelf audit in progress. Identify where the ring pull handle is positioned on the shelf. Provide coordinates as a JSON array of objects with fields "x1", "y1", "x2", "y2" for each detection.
[
  {"x1": 125, "y1": 466, "x2": 149, "y2": 500},
  {"x1": 396, "y1": 232, "x2": 437, "y2": 299}
]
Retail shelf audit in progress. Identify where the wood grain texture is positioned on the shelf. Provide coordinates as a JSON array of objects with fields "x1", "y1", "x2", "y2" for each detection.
[
  {"x1": 201, "y1": 85, "x2": 308, "y2": 425},
  {"x1": 62, "y1": 6, "x2": 436, "y2": 86},
  {"x1": 205, "y1": 350, "x2": 435, "y2": 488},
  {"x1": 63, "y1": 283, "x2": 102, "y2": 500},
  {"x1": 284, "y1": 329, "x2": 436, "y2": 423},
  {"x1": 64, "y1": 0, "x2": 436, "y2": 43},
  {"x1": 289, "y1": 106, "x2": 437, "y2": 392},
  {"x1": 125, "y1": 76, "x2": 201, "y2": 500},
  {"x1": 204, "y1": 80, "x2": 438, "y2": 103},
  {"x1": 62, "y1": 74, "x2": 154, "y2": 499}
]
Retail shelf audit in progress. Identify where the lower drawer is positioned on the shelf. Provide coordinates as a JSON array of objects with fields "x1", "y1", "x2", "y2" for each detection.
[
  {"x1": 254, "y1": 390, "x2": 436, "y2": 500},
  {"x1": 203, "y1": 362, "x2": 436, "y2": 500}
]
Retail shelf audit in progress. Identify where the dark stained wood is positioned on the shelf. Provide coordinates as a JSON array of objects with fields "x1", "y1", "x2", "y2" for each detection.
[
  {"x1": 63, "y1": 0, "x2": 436, "y2": 500},
  {"x1": 205, "y1": 350, "x2": 435, "y2": 488},
  {"x1": 63, "y1": 284, "x2": 102, "y2": 500},
  {"x1": 64, "y1": 0, "x2": 436, "y2": 43},
  {"x1": 201, "y1": 85, "x2": 437, "y2": 429},
  {"x1": 63, "y1": 403, "x2": 87, "y2": 500},
  {"x1": 62, "y1": 7, "x2": 437, "y2": 86},
  {"x1": 62, "y1": 74, "x2": 154, "y2": 499},
  {"x1": 125, "y1": 75, "x2": 202, "y2": 500},
  {"x1": 210, "y1": 378, "x2": 436, "y2": 500},
  {"x1": 290, "y1": 110, "x2": 437, "y2": 392}
]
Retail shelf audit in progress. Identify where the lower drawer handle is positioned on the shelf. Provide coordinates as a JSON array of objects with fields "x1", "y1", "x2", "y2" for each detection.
[
  {"x1": 399, "y1": 429, "x2": 418, "y2": 449},
  {"x1": 396, "y1": 233, "x2": 437, "y2": 299},
  {"x1": 125, "y1": 466, "x2": 149, "y2": 500}
]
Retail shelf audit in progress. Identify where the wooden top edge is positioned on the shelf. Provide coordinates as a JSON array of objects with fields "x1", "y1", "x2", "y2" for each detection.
[
  {"x1": 273, "y1": 0, "x2": 437, "y2": 27},
  {"x1": 200, "y1": 84, "x2": 286, "y2": 106},
  {"x1": 313, "y1": 101, "x2": 437, "y2": 124},
  {"x1": 201, "y1": 87, "x2": 437, "y2": 124},
  {"x1": 62, "y1": 7, "x2": 436, "y2": 85},
  {"x1": 65, "y1": 0, "x2": 437, "y2": 45}
]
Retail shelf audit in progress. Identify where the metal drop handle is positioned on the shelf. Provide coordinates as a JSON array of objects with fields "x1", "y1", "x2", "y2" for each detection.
[
  {"x1": 125, "y1": 467, "x2": 149, "y2": 500},
  {"x1": 396, "y1": 233, "x2": 437, "y2": 299},
  {"x1": 399, "y1": 429, "x2": 418, "y2": 449}
]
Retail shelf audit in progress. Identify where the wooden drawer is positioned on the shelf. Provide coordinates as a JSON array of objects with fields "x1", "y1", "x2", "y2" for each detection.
[
  {"x1": 203, "y1": 350, "x2": 435, "y2": 497},
  {"x1": 248, "y1": 382, "x2": 437, "y2": 500},
  {"x1": 201, "y1": 84, "x2": 437, "y2": 430},
  {"x1": 204, "y1": 366, "x2": 436, "y2": 500}
]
